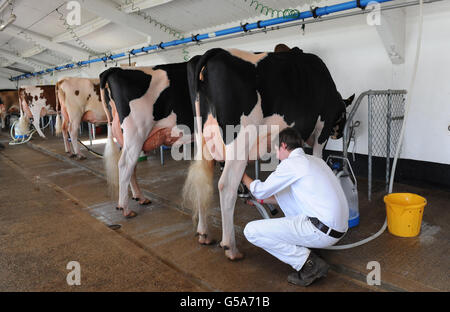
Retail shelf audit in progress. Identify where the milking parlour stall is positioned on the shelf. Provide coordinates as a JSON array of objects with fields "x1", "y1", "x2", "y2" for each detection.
[{"x1": 0, "y1": 0, "x2": 448, "y2": 307}]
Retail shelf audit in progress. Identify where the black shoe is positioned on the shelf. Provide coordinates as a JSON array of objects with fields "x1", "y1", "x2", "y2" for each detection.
[
  {"x1": 237, "y1": 183, "x2": 250, "y2": 198},
  {"x1": 287, "y1": 252, "x2": 330, "y2": 287}
]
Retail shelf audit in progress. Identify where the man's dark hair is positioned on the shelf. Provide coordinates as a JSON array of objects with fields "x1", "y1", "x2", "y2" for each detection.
[{"x1": 278, "y1": 128, "x2": 303, "y2": 151}]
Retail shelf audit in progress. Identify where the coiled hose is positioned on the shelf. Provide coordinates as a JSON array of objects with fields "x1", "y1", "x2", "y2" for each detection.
[
  {"x1": 243, "y1": 0, "x2": 301, "y2": 18},
  {"x1": 9, "y1": 117, "x2": 52, "y2": 146}
]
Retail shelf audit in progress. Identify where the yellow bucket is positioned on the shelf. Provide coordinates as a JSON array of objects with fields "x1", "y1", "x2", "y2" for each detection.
[{"x1": 383, "y1": 193, "x2": 427, "y2": 237}]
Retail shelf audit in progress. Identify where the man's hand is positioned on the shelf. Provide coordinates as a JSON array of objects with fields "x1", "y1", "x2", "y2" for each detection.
[
  {"x1": 242, "y1": 172, "x2": 278, "y2": 206},
  {"x1": 242, "y1": 172, "x2": 254, "y2": 190}
]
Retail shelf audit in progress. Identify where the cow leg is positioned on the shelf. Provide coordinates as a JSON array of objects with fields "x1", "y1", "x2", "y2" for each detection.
[
  {"x1": 197, "y1": 206, "x2": 213, "y2": 245},
  {"x1": 196, "y1": 159, "x2": 215, "y2": 245},
  {"x1": 130, "y1": 165, "x2": 151, "y2": 205},
  {"x1": 312, "y1": 118, "x2": 325, "y2": 159},
  {"x1": 32, "y1": 118, "x2": 46, "y2": 138},
  {"x1": 61, "y1": 128, "x2": 72, "y2": 154},
  {"x1": 0, "y1": 105, "x2": 5, "y2": 129},
  {"x1": 313, "y1": 139, "x2": 326, "y2": 159},
  {"x1": 68, "y1": 119, "x2": 86, "y2": 160},
  {"x1": 117, "y1": 141, "x2": 142, "y2": 217},
  {"x1": 61, "y1": 116, "x2": 73, "y2": 155},
  {"x1": 218, "y1": 159, "x2": 247, "y2": 260}
]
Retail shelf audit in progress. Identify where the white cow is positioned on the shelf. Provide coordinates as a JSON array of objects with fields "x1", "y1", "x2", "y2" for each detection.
[
  {"x1": 19, "y1": 85, "x2": 57, "y2": 138},
  {"x1": 55, "y1": 77, "x2": 107, "y2": 159}
]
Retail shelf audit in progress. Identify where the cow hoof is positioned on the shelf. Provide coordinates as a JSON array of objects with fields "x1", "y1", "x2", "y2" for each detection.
[
  {"x1": 69, "y1": 154, "x2": 76, "y2": 158},
  {"x1": 219, "y1": 242, "x2": 244, "y2": 260},
  {"x1": 139, "y1": 199, "x2": 152, "y2": 205},
  {"x1": 123, "y1": 210, "x2": 138, "y2": 219},
  {"x1": 219, "y1": 241, "x2": 229, "y2": 250},
  {"x1": 76, "y1": 155, "x2": 86, "y2": 160},
  {"x1": 225, "y1": 249, "x2": 245, "y2": 261},
  {"x1": 198, "y1": 234, "x2": 215, "y2": 245},
  {"x1": 202, "y1": 239, "x2": 217, "y2": 245}
]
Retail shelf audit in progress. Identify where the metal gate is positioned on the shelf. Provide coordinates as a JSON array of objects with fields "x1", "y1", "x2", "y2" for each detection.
[{"x1": 343, "y1": 90, "x2": 407, "y2": 200}]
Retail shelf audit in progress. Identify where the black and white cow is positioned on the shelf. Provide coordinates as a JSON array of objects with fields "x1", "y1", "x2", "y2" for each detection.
[
  {"x1": 182, "y1": 46, "x2": 354, "y2": 260},
  {"x1": 100, "y1": 61, "x2": 197, "y2": 218}
]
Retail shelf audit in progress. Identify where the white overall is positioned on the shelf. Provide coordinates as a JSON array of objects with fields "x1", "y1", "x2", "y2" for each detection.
[{"x1": 244, "y1": 148, "x2": 349, "y2": 271}]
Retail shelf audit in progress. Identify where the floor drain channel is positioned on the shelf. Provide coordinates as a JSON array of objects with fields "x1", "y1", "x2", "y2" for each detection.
[{"x1": 107, "y1": 224, "x2": 122, "y2": 230}]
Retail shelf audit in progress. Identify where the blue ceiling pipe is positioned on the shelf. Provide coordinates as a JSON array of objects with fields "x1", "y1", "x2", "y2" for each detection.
[{"x1": 10, "y1": 0, "x2": 393, "y2": 81}]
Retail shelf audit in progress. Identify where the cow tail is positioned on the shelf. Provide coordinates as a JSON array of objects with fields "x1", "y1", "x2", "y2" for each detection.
[
  {"x1": 104, "y1": 120, "x2": 120, "y2": 198},
  {"x1": 0, "y1": 106, "x2": 5, "y2": 129},
  {"x1": 182, "y1": 94, "x2": 215, "y2": 227},
  {"x1": 100, "y1": 73, "x2": 120, "y2": 198},
  {"x1": 189, "y1": 48, "x2": 224, "y2": 104},
  {"x1": 55, "y1": 80, "x2": 63, "y2": 135},
  {"x1": 183, "y1": 52, "x2": 224, "y2": 226}
]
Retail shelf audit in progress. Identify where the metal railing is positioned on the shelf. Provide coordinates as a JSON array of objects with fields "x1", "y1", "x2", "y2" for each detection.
[{"x1": 343, "y1": 90, "x2": 407, "y2": 200}]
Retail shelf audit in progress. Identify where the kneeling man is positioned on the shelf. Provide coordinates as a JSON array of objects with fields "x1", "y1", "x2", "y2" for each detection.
[{"x1": 242, "y1": 128, "x2": 348, "y2": 286}]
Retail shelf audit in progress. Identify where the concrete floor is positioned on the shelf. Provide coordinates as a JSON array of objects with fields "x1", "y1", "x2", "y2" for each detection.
[{"x1": 0, "y1": 129, "x2": 448, "y2": 292}]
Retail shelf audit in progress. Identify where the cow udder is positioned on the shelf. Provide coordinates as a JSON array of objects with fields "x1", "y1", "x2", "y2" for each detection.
[{"x1": 142, "y1": 127, "x2": 181, "y2": 152}]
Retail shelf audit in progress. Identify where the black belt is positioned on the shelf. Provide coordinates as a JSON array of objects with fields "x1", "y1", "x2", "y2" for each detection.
[{"x1": 309, "y1": 217, "x2": 346, "y2": 239}]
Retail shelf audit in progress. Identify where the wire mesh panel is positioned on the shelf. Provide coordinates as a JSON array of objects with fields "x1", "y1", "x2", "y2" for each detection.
[
  {"x1": 368, "y1": 93, "x2": 405, "y2": 158},
  {"x1": 344, "y1": 90, "x2": 406, "y2": 201},
  {"x1": 368, "y1": 92, "x2": 406, "y2": 198}
]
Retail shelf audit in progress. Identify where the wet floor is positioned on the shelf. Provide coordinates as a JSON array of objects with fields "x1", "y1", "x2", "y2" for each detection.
[{"x1": 0, "y1": 130, "x2": 448, "y2": 292}]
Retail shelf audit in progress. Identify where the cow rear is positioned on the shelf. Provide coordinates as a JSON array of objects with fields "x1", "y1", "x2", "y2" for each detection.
[{"x1": 182, "y1": 46, "x2": 353, "y2": 260}]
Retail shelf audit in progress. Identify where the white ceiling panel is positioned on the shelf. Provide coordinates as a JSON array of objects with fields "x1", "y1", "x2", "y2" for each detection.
[{"x1": 64, "y1": 22, "x2": 147, "y2": 55}]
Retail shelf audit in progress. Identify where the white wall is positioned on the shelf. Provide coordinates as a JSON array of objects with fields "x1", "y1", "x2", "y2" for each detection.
[
  {"x1": 0, "y1": 77, "x2": 16, "y2": 89},
  {"x1": 4, "y1": 1, "x2": 449, "y2": 165}
]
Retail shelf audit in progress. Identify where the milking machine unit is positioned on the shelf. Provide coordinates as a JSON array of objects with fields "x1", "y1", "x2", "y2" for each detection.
[
  {"x1": 14, "y1": 122, "x2": 29, "y2": 139},
  {"x1": 9, "y1": 114, "x2": 51, "y2": 145},
  {"x1": 326, "y1": 155, "x2": 359, "y2": 228},
  {"x1": 9, "y1": 114, "x2": 33, "y2": 145}
]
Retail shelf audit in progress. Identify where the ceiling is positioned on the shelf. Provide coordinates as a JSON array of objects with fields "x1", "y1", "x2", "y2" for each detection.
[{"x1": 0, "y1": 0, "x2": 334, "y2": 78}]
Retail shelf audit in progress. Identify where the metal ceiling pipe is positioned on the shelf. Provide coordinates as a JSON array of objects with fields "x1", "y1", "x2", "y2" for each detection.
[
  {"x1": 82, "y1": 0, "x2": 438, "y2": 61},
  {"x1": 10, "y1": 0, "x2": 439, "y2": 81},
  {"x1": 12, "y1": 0, "x2": 391, "y2": 80},
  {"x1": 131, "y1": 0, "x2": 392, "y2": 53},
  {"x1": 196, "y1": 0, "x2": 441, "y2": 46}
]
